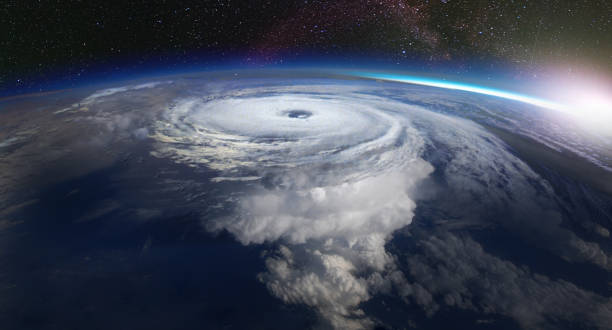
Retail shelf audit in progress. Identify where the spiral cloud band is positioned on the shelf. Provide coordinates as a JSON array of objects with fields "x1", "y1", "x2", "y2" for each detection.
[
  {"x1": 146, "y1": 79, "x2": 611, "y2": 328},
  {"x1": 152, "y1": 89, "x2": 426, "y2": 183},
  {"x1": 150, "y1": 83, "x2": 463, "y2": 327}
]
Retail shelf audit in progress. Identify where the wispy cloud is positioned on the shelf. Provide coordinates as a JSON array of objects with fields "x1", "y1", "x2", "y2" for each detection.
[{"x1": 400, "y1": 232, "x2": 612, "y2": 329}]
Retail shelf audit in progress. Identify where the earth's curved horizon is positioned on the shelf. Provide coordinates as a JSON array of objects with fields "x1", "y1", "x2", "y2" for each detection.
[{"x1": 1, "y1": 69, "x2": 611, "y2": 329}]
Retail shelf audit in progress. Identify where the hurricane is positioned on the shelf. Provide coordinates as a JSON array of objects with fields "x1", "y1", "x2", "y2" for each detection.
[
  {"x1": 2, "y1": 70, "x2": 610, "y2": 329},
  {"x1": 144, "y1": 78, "x2": 605, "y2": 328}
]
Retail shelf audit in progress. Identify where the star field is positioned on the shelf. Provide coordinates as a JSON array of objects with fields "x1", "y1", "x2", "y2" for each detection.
[{"x1": 1, "y1": 0, "x2": 611, "y2": 92}]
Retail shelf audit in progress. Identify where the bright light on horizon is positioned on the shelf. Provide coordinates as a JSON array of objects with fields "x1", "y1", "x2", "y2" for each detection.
[
  {"x1": 350, "y1": 71, "x2": 569, "y2": 112},
  {"x1": 349, "y1": 71, "x2": 612, "y2": 136},
  {"x1": 543, "y1": 76, "x2": 612, "y2": 128}
]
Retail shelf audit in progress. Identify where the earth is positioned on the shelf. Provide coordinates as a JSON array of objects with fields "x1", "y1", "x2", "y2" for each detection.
[{"x1": 1, "y1": 69, "x2": 611, "y2": 329}]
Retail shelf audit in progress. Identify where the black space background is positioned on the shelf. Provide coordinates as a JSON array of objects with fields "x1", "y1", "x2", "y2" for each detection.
[{"x1": 1, "y1": 0, "x2": 611, "y2": 93}]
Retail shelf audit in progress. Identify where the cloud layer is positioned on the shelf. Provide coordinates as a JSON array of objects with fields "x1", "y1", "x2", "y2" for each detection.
[
  {"x1": 60, "y1": 77, "x2": 611, "y2": 329},
  {"x1": 399, "y1": 232, "x2": 612, "y2": 329}
]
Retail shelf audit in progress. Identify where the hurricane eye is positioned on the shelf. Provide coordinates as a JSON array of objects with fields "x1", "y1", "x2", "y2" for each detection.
[{"x1": 284, "y1": 110, "x2": 312, "y2": 119}]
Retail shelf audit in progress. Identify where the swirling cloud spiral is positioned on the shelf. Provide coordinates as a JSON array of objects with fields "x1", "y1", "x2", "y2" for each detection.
[{"x1": 149, "y1": 81, "x2": 605, "y2": 328}]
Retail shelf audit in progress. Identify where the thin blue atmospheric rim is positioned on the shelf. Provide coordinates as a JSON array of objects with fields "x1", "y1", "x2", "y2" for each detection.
[{"x1": 349, "y1": 71, "x2": 567, "y2": 113}]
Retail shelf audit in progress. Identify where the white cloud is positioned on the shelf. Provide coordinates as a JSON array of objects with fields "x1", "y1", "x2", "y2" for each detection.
[
  {"x1": 82, "y1": 81, "x2": 169, "y2": 104},
  {"x1": 209, "y1": 161, "x2": 433, "y2": 328},
  {"x1": 400, "y1": 232, "x2": 612, "y2": 329},
  {"x1": 55, "y1": 81, "x2": 170, "y2": 114},
  {"x1": 208, "y1": 168, "x2": 430, "y2": 248},
  {"x1": 260, "y1": 246, "x2": 373, "y2": 329}
]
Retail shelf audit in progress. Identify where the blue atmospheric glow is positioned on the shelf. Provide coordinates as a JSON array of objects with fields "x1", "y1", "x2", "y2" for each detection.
[{"x1": 350, "y1": 72, "x2": 568, "y2": 113}]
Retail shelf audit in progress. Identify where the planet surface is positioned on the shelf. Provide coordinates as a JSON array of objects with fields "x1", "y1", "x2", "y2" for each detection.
[{"x1": 1, "y1": 69, "x2": 611, "y2": 329}]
